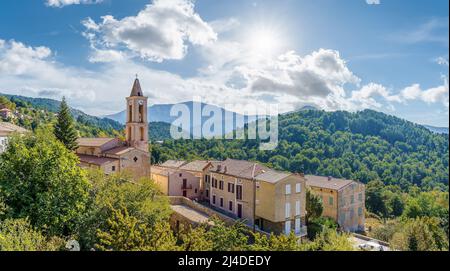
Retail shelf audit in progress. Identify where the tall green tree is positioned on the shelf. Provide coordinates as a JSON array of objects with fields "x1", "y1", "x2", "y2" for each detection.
[
  {"x1": 54, "y1": 97, "x2": 78, "y2": 151},
  {"x1": 0, "y1": 127, "x2": 90, "y2": 236},
  {"x1": 306, "y1": 189, "x2": 323, "y2": 223}
]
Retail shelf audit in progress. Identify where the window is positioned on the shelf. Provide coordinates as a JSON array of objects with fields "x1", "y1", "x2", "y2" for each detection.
[
  {"x1": 219, "y1": 181, "x2": 224, "y2": 190},
  {"x1": 194, "y1": 189, "x2": 198, "y2": 194},
  {"x1": 140, "y1": 127, "x2": 144, "y2": 141},
  {"x1": 179, "y1": 173, "x2": 182, "y2": 177},
  {"x1": 295, "y1": 218, "x2": 301, "y2": 234},
  {"x1": 236, "y1": 185, "x2": 243, "y2": 200},
  {"x1": 285, "y1": 220, "x2": 291, "y2": 235},
  {"x1": 285, "y1": 184, "x2": 291, "y2": 195},
  {"x1": 206, "y1": 189, "x2": 209, "y2": 198},
  {"x1": 229, "y1": 201, "x2": 233, "y2": 211},
  {"x1": 358, "y1": 207, "x2": 363, "y2": 217},
  {"x1": 285, "y1": 202, "x2": 291, "y2": 218},
  {"x1": 295, "y1": 200, "x2": 300, "y2": 216},
  {"x1": 358, "y1": 193, "x2": 363, "y2": 202},
  {"x1": 220, "y1": 197, "x2": 224, "y2": 208},
  {"x1": 212, "y1": 195, "x2": 216, "y2": 205},
  {"x1": 329, "y1": 196, "x2": 334, "y2": 206},
  {"x1": 228, "y1": 183, "x2": 235, "y2": 193},
  {"x1": 296, "y1": 183, "x2": 301, "y2": 193},
  {"x1": 138, "y1": 104, "x2": 144, "y2": 123},
  {"x1": 112, "y1": 166, "x2": 116, "y2": 172},
  {"x1": 350, "y1": 195, "x2": 355, "y2": 204},
  {"x1": 128, "y1": 105, "x2": 133, "y2": 122}
]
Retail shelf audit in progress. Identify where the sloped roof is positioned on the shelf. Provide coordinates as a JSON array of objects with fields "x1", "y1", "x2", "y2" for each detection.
[
  {"x1": 0, "y1": 122, "x2": 28, "y2": 136},
  {"x1": 160, "y1": 160, "x2": 187, "y2": 169},
  {"x1": 210, "y1": 159, "x2": 270, "y2": 180},
  {"x1": 151, "y1": 166, "x2": 177, "y2": 177},
  {"x1": 77, "y1": 154, "x2": 118, "y2": 166},
  {"x1": 255, "y1": 170, "x2": 292, "y2": 184},
  {"x1": 76, "y1": 138, "x2": 116, "y2": 148},
  {"x1": 179, "y1": 160, "x2": 214, "y2": 172},
  {"x1": 104, "y1": 146, "x2": 135, "y2": 156},
  {"x1": 130, "y1": 78, "x2": 144, "y2": 97},
  {"x1": 305, "y1": 175, "x2": 355, "y2": 190}
]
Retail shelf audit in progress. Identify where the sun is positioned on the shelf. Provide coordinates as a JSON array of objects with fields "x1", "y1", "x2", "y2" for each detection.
[{"x1": 245, "y1": 27, "x2": 283, "y2": 57}]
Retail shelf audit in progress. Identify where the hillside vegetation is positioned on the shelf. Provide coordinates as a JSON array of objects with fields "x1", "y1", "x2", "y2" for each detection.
[{"x1": 152, "y1": 109, "x2": 449, "y2": 192}]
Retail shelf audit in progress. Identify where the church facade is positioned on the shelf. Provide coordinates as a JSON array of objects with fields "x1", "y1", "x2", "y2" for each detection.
[{"x1": 76, "y1": 78, "x2": 150, "y2": 178}]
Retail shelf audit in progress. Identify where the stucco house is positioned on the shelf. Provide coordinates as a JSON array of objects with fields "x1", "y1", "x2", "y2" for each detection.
[{"x1": 305, "y1": 175, "x2": 365, "y2": 232}]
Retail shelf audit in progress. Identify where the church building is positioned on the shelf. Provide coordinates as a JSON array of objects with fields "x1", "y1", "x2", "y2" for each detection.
[{"x1": 76, "y1": 78, "x2": 150, "y2": 178}]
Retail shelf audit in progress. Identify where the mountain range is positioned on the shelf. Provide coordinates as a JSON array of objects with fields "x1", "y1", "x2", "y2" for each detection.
[{"x1": 1, "y1": 93, "x2": 448, "y2": 139}]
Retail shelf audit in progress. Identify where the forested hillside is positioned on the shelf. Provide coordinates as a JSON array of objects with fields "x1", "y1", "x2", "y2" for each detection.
[
  {"x1": 0, "y1": 94, "x2": 123, "y2": 138},
  {"x1": 152, "y1": 109, "x2": 449, "y2": 192}
]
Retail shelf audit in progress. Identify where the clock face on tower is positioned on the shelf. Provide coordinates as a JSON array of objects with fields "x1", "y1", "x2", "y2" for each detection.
[{"x1": 138, "y1": 100, "x2": 144, "y2": 105}]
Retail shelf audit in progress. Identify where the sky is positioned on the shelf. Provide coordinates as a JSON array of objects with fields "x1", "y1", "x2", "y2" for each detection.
[{"x1": 0, "y1": 0, "x2": 448, "y2": 126}]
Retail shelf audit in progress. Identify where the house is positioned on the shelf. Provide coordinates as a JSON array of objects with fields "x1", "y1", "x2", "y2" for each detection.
[
  {"x1": 204, "y1": 159, "x2": 307, "y2": 236},
  {"x1": 75, "y1": 78, "x2": 150, "y2": 178},
  {"x1": 305, "y1": 175, "x2": 365, "y2": 232},
  {"x1": 0, "y1": 122, "x2": 28, "y2": 153},
  {"x1": 150, "y1": 165, "x2": 201, "y2": 200},
  {"x1": 0, "y1": 108, "x2": 13, "y2": 120},
  {"x1": 150, "y1": 160, "x2": 213, "y2": 200}
]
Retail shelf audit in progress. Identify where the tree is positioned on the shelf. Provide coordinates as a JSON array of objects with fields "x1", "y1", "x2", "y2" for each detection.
[
  {"x1": 78, "y1": 171, "x2": 173, "y2": 250},
  {"x1": 206, "y1": 218, "x2": 249, "y2": 251},
  {"x1": 390, "y1": 217, "x2": 449, "y2": 251},
  {"x1": 95, "y1": 204, "x2": 178, "y2": 251},
  {"x1": 0, "y1": 127, "x2": 90, "y2": 236},
  {"x1": 306, "y1": 189, "x2": 323, "y2": 223},
  {"x1": 54, "y1": 97, "x2": 78, "y2": 151},
  {"x1": 249, "y1": 232, "x2": 300, "y2": 251},
  {"x1": 299, "y1": 228, "x2": 355, "y2": 251},
  {"x1": 0, "y1": 219, "x2": 64, "y2": 251},
  {"x1": 365, "y1": 180, "x2": 388, "y2": 217},
  {"x1": 178, "y1": 224, "x2": 214, "y2": 251}
]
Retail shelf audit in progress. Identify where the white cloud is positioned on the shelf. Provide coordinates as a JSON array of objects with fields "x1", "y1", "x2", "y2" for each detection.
[
  {"x1": 82, "y1": 0, "x2": 217, "y2": 63},
  {"x1": 435, "y1": 56, "x2": 449, "y2": 67},
  {"x1": 366, "y1": 0, "x2": 380, "y2": 5},
  {"x1": 0, "y1": 39, "x2": 96, "y2": 105},
  {"x1": 46, "y1": 0, "x2": 103, "y2": 7},
  {"x1": 391, "y1": 17, "x2": 449, "y2": 45},
  {"x1": 400, "y1": 77, "x2": 449, "y2": 108}
]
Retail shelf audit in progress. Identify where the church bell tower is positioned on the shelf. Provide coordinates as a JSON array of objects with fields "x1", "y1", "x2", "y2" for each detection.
[{"x1": 126, "y1": 77, "x2": 149, "y2": 152}]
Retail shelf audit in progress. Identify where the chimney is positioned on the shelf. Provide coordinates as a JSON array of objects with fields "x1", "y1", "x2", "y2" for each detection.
[{"x1": 328, "y1": 176, "x2": 332, "y2": 181}]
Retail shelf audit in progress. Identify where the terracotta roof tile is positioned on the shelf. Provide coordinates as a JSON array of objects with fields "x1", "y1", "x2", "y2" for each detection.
[
  {"x1": 76, "y1": 137, "x2": 116, "y2": 147},
  {"x1": 77, "y1": 154, "x2": 118, "y2": 166}
]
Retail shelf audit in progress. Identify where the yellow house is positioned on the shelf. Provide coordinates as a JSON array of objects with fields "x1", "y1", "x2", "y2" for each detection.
[
  {"x1": 305, "y1": 175, "x2": 365, "y2": 232},
  {"x1": 204, "y1": 159, "x2": 307, "y2": 236}
]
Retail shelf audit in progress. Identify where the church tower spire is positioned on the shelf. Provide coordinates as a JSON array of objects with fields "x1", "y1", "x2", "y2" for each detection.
[{"x1": 126, "y1": 77, "x2": 149, "y2": 152}]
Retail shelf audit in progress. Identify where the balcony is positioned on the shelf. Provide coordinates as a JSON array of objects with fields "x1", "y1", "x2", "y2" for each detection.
[{"x1": 181, "y1": 184, "x2": 193, "y2": 190}]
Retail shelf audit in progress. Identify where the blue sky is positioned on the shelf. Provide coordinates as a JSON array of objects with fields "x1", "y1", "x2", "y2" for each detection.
[{"x1": 0, "y1": 0, "x2": 448, "y2": 126}]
